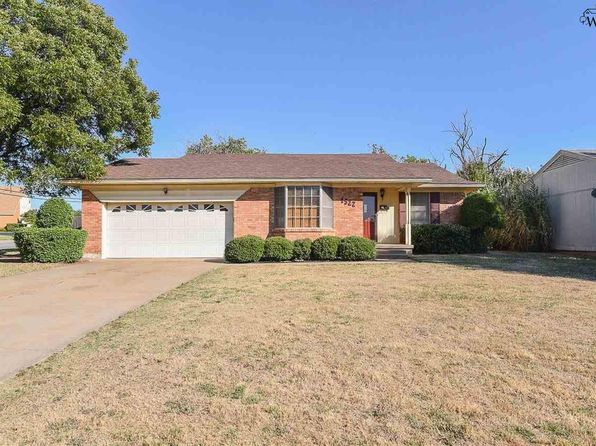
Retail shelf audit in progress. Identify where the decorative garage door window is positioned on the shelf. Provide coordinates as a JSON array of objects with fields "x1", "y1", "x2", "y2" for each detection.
[
  {"x1": 174, "y1": 205, "x2": 184, "y2": 212},
  {"x1": 220, "y1": 205, "x2": 228, "y2": 212},
  {"x1": 204, "y1": 204, "x2": 214, "y2": 212},
  {"x1": 188, "y1": 204, "x2": 199, "y2": 212},
  {"x1": 111, "y1": 205, "x2": 121, "y2": 213},
  {"x1": 142, "y1": 204, "x2": 152, "y2": 212},
  {"x1": 126, "y1": 204, "x2": 137, "y2": 212}
]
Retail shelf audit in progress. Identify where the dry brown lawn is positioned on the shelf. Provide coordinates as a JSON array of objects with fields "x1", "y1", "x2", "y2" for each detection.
[
  {"x1": 0, "y1": 253, "x2": 594, "y2": 445},
  {"x1": 0, "y1": 261, "x2": 57, "y2": 278}
]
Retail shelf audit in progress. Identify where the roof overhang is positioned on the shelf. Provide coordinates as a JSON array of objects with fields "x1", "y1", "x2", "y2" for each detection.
[
  {"x1": 417, "y1": 183, "x2": 484, "y2": 189},
  {"x1": 64, "y1": 177, "x2": 435, "y2": 186}
]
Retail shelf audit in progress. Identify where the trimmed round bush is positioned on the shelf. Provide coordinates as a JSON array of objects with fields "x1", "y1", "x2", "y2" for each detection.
[
  {"x1": 36, "y1": 198, "x2": 74, "y2": 228},
  {"x1": 263, "y1": 236, "x2": 294, "y2": 261},
  {"x1": 224, "y1": 235, "x2": 265, "y2": 263},
  {"x1": 412, "y1": 224, "x2": 472, "y2": 254},
  {"x1": 14, "y1": 228, "x2": 87, "y2": 263},
  {"x1": 337, "y1": 236, "x2": 376, "y2": 261},
  {"x1": 292, "y1": 238, "x2": 312, "y2": 261},
  {"x1": 460, "y1": 192, "x2": 503, "y2": 231},
  {"x1": 311, "y1": 236, "x2": 341, "y2": 260}
]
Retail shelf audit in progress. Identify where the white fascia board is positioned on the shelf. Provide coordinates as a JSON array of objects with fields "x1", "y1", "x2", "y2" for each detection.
[{"x1": 90, "y1": 189, "x2": 247, "y2": 202}]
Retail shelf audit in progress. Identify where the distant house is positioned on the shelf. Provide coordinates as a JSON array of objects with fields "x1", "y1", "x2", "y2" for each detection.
[
  {"x1": 0, "y1": 186, "x2": 31, "y2": 229},
  {"x1": 533, "y1": 150, "x2": 596, "y2": 251}
]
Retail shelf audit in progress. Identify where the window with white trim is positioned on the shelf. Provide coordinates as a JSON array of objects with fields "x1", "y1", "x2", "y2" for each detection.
[{"x1": 273, "y1": 186, "x2": 333, "y2": 229}]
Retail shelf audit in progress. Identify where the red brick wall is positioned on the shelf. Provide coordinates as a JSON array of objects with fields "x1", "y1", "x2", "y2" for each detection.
[
  {"x1": 272, "y1": 229, "x2": 336, "y2": 240},
  {"x1": 333, "y1": 188, "x2": 363, "y2": 237},
  {"x1": 233, "y1": 188, "x2": 274, "y2": 238},
  {"x1": 439, "y1": 192, "x2": 465, "y2": 224},
  {"x1": 234, "y1": 187, "x2": 364, "y2": 239},
  {"x1": 81, "y1": 189, "x2": 102, "y2": 256}
]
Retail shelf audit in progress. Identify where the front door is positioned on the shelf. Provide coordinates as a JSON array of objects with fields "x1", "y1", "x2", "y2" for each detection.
[{"x1": 363, "y1": 193, "x2": 377, "y2": 240}]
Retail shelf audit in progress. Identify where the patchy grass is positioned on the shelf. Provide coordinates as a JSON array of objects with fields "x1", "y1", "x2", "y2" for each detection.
[
  {"x1": 0, "y1": 260, "x2": 58, "y2": 278},
  {"x1": 0, "y1": 254, "x2": 594, "y2": 445}
]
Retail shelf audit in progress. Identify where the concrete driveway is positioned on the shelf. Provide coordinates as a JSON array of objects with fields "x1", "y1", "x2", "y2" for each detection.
[{"x1": 0, "y1": 259, "x2": 220, "y2": 381}]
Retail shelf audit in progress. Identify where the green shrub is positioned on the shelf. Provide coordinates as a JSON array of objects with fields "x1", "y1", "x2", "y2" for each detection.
[
  {"x1": 263, "y1": 236, "x2": 294, "y2": 261},
  {"x1": 224, "y1": 235, "x2": 265, "y2": 263},
  {"x1": 3, "y1": 222, "x2": 24, "y2": 232},
  {"x1": 311, "y1": 236, "x2": 341, "y2": 260},
  {"x1": 337, "y1": 236, "x2": 376, "y2": 261},
  {"x1": 36, "y1": 198, "x2": 74, "y2": 228},
  {"x1": 292, "y1": 238, "x2": 312, "y2": 261},
  {"x1": 20, "y1": 209, "x2": 37, "y2": 226},
  {"x1": 460, "y1": 192, "x2": 503, "y2": 231},
  {"x1": 412, "y1": 224, "x2": 472, "y2": 254},
  {"x1": 14, "y1": 228, "x2": 87, "y2": 263}
]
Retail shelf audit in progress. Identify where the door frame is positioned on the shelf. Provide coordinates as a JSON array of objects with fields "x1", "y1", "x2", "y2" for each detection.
[{"x1": 362, "y1": 192, "x2": 377, "y2": 241}]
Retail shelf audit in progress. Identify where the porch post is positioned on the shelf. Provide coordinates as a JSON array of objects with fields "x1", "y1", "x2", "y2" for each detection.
[{"x1": 405, "y1": 188, "x2": 412, "y2": 245}]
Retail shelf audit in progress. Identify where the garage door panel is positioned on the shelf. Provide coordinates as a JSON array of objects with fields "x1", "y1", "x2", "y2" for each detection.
[{"x1": 106, "y1": 202, "x2": 232, "y2": 258}]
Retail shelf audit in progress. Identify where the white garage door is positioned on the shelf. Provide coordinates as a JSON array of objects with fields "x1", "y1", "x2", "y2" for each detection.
[{"x1": 106, "y1": 202, "x2": 233, "y2": 258}]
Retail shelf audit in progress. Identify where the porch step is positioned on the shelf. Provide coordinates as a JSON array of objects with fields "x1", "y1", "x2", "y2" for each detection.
[{"x1": 375, "y1": 244, "x2": 413, "y2": 260}]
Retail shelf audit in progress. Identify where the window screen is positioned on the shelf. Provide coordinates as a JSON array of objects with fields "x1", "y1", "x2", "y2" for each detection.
[{"x1": 411, "y1": 193, "x2": 430, "y2": 225}]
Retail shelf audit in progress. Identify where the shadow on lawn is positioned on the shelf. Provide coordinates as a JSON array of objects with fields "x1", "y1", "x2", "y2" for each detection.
[{"x1": 413, "y1": 251, "x2": 596, "y2": 281}]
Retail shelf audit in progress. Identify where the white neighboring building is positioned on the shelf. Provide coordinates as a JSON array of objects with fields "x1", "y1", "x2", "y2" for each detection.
[{"x1": 533, "y1": 150, "x2": 596, "y2": 252}]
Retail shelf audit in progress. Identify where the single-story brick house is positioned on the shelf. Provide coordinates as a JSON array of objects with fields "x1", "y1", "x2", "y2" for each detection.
[{"x1": 69, "y1": 153, "x2": 481, "y2": 258}]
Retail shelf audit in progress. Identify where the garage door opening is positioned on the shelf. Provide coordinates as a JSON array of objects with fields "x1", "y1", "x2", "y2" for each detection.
[{"x1": 105, "y1": 202, "x2": 233, "y2": 258}]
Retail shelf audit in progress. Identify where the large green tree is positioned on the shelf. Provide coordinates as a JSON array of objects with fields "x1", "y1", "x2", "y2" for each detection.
[
  {"x1": 186, "y1": 134, "x2": 265, "y2": 155},
  {"x1": 0, "y1": 0, "x2": 159, "y2": 195}
]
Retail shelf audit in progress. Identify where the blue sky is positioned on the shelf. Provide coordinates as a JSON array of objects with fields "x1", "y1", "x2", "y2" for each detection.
[{"x1": 34, "y1": 0, "x2": 596, "y2": 208}]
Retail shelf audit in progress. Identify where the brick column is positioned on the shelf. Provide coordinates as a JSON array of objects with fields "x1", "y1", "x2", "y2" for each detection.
[
  {"x1": 81, "y1": 189, "x2": 102, "y2": 257},
  {"x1": 233, "y1": 188, "x2": 274, "y2": 238}
]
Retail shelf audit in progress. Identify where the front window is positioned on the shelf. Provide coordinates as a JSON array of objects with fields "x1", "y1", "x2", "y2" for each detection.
[
  {"x1": 411, "y1": 192, "x2": 430, "y2": 225},
  {"x1": 274, "y1": 186, "x2": 333, "y2": 229},
  {"x1": 288, "y1": 186, "x2": 320, "y2": 228}
]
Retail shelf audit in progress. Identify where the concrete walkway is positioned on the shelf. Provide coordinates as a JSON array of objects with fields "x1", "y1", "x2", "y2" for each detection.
[{"x1": 0, "y1": 259, "x2": 220, "y2": 381}]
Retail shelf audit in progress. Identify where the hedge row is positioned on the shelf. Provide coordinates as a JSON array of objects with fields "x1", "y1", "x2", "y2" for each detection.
[
  {"x1": 225, "y1": 235, "x2": 376, "y2": 263},
  {"x1": 412, "y1": 224, "x2": 487, "y2": 254},
  {"x1": 14, "y1": 228, "x2": 88, "y2": 263}
]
